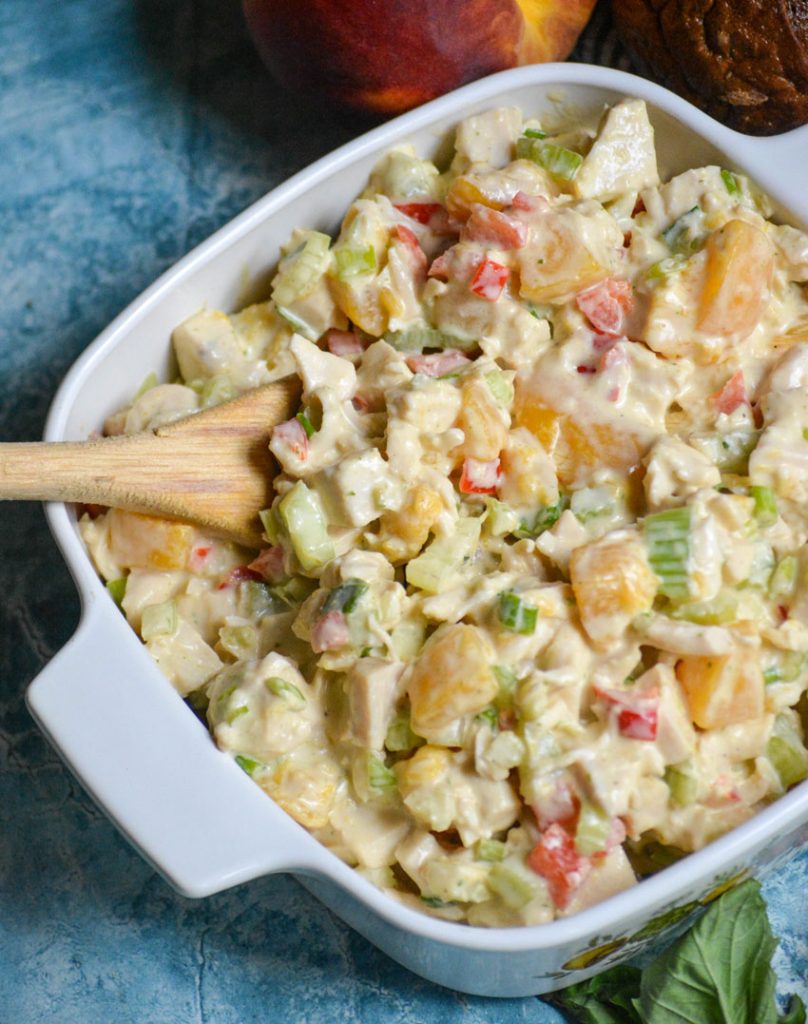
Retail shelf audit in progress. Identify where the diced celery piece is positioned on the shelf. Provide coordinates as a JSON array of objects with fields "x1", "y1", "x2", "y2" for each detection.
[
  {"x1": 664, "y1": 762, "x2": 698, "y2": 806},
  {"x1": 133, "y1": 371, "x2": 159, "y2": 400},
  {"x1": 271, "y1": 230, "x2": 332, "y2": 307},
  {"x1": 258, "y1": 506, "x2": 282, "y2": 545},
  {"x1": 235, "y1": 754, "x2": 262, "y2": 776},
  {"x1": 570, "y1": 485, "x2": 615, "y2": 523},
  {"x1": 484, "y1": 369, "x2": 514, "y2": 408},
  {"x1": 662, "y1": 205, "x2": 704, "y2": 254},
  {"x1": 484, "y1": 497, "x2": 520, "y2": 538},
  {"x1": 278, "y1": 481, "x2": 335, "y2": 572},
  {"x1": 691, "y1": 429, "x2": 760, "y2": 473},
  {"x1": 334, "y1": 245, "x2": 376, "y2": 280},
  {"x1": 475, "y1": 838, "x2": 507, "y2": 862},
  {"x1": 644, "y1": 506, "x2": 690, "y2": 600},
  {"x1": 384, "y1": 323, "x2": 474, "y2": 352},
  {"x1": 366, "y1": 752, "x2": 397, "y2": 792},
  {"x1": 721, "y1": 169, "x2": 740, "y2": 195},
  {"x1": 498, "y1": 591, "x2": 538, "y2": 635},
  {"x1": 488, "y1": 860, "x2": 543, "y2": 909},
  {"x1": 141, "y1": 600, "x2": 178, "y2": 641},
  {"x1": 106, "y1": 576, "x2": 127, "y2": 607},
  {"x1": 670, "y1": 590, "x2": 738, "y2": 626},
  {"x1": 750, "y1": 485, "x2": 778, "y2": 526},
  {"x1": 266, "y1": 676, "x2": 306, "y2": 709},
  {"x1": 523, "y1": 127, "x2": 547, "y2": 139},
  {"x1": 575, "y1": 800, "x2": 612, "y2": 856},
  {"x1": 492, "y1": 665, "x2": 518, "y2": 708},
  {"x1": 237, "y1": 580, "x2": 288, "y2": 619},
  {"x1": 200, "y1": 374, "x2": 235, "y2": 409},
  {"x1": 390, "y1": 619, "x2": 426, "y2": 661},
  {"x1": 645, "y1": 254, "x2": 688, "y2": 281},
  {"x1": 385, "y1": 712, "x2": 423, "y2": 753},
  {"x1": 769, "y1": 555, "x2": 797, "y2": 600},
  {"x1": 516, "y1": 137, "x2": 583, "y2": 181},
  {"x1": 218, "y1": 624, "x2": 258, "y2": 660},
  {"x1": 763, "y1": 651, "x2": 805, "y2": 686},
  {"x1": 227, "y1": 703, "x2": 249, "y2": 725},
  {"x1": 767, "y1": 714, "x2": 808, "y2": 789},
  {"x1": 322, "y1": 579, "x2": 369, "y2": 615},
  {"x1": 405, "y1": 517, "x2": 481, "y2": 594}
]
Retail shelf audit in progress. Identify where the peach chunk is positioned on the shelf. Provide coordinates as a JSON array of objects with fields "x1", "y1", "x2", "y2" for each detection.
[
  {"x1": 697, "y1": 219, "x2": 774, "y2": 339},
  {"x1": 407, "y1": 623, "x2": 497, "y2": 736},
  {"x1": 570, "y1": 533, "x2": 658, "y2": 648},
  {"x1": 108, "y1": 509, "x2": 195, "y2": 571},
  {"x1": 675, "y1": 652, "x2": 764, "y2": 730},
  {"x1": 517, "y1": 211, "x2": 608, "y2": 303}
]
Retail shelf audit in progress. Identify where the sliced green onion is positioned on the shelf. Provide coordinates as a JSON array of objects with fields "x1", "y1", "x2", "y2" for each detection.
[
  {"x1": 271, "y1": 230, "x2": 331, "y2": 307},
  {"x1": 767, "y1": 714, "x2": 808, "y2": 790},
  {"x1": 664, "y1": 762, "x2": 698, "y2": 806},
  {"x1": 334, "y1": 245, "x2": 376, "y2": 280},
  {"x1": 367, "y1": 752, "x2": 397, "y2": 792},
  {"x1": 644, "y1": 506, "x2": 690, "y2": 600},
  {"x1": 721, "y1": 169, "x2": 740, "y2": 195},
  {"x1": 645, "y1": 254, "x2": 688, "y2": 280},
  {"x1": 266, "y1": 676, "x2": 306, "y2": 710},
  {"x1": 237, "y1": 580, "x2": 287, "y2": 620},
  {"x1": 498, "y1": 591, "x2": 538, "y2": 635},
  {"x1": 277, "y1": 481, "x2": 335, "y2": 572},
  {"x1": 296, "y1": 410, "x2": 316, "y2": 438},
  {"x1": 322, "y1": 578, "x2": 369, "y2": 616},
  {"x1": 406, "y1": 517, "x2": 481, "y2": 594},
  {"x1": 484, "y1": 369, "x2": 514, "y2": 408},
  {"x1": 750, "y1": 485, "x2": 778, "y2": 526},
  {"x1": 670, "y1": 590, "x2": 738, "y2": 626},
  {"x1": 475, "y1": 838, "x2": 507, "y2": 862},
  {"x1": 141, "y1": 600, "x2": 178, "y2": 641},
  {"x1": 523, "y1": 127, "x2": 547, "y2": 139},
  {"x1": 227, "y1": 703, "x2": 249, "y2": 725},
  {"x1": 516, "y1": 137, "x2": 583, "y2": 181},
  {"x1": 421, "y1": 895, "x2": 451, "y2": 908},
  {"x1": 235, "y1": 754, "x2": 262, "y2": 776},
  {"x1": 516, "y1": 497, "x2": 567, "y2": 538},
  {"x1": 385, "y1": 712, "x2": 423, "y2": 753},
  {"x1": 575, "y1": 800, "x2": 612, "y2": 856},
  {"x1": 662, "y1": 205, "x2": 704, "y2": 254},
  {"x1": 106, "y1": 577, "x2": 127, "y2": 607}
]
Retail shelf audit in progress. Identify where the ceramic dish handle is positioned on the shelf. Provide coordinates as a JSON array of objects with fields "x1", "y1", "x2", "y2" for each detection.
[
  {"x1": 26, "y1": 598, "x2": 322, "y2": 898},
  {"x1": 738, "y1": 123, "x2": 808, "y2": 223}
]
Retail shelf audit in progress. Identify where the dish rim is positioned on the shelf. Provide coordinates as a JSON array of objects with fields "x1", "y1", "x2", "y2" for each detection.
[{"x1": 34, "y1": 60, "x2": 808, "y2": 954}]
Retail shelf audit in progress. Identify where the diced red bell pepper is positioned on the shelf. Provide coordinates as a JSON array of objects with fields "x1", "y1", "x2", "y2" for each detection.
[
  {"x1": 392, "y1": 223, "x2": 427, "y2": 276},
  {"x1": 470, "y1": 258, "x2": 509, "y2": 301},
  {"x1": 247, "y1": 546, "x2": 286, "y2": 583},
  {"x1": 271, "y1": 417, "x2": 309, "y2": 461},
  {"x1": 711, "y1": 370, "x2": 747, "y2": 415},
  {"x1": 528, "y1": 823, "x2": 592, "y2": 909},
  {"x1": 311, "y1": 609, "x2": 350, "y2": 653},
  {"x1": 393, "y1": 201, "x2": 444, "y2": 225},
  {"x1": 596, "y1": 686, "x2": 659, "y2": 741},
  {"x1": 406, "y1": 349, "x2": 471, "y2": 378},
  {"x1": 576, "y1": 279, "x2": 634, "y2": 336},
  {"x1": 459, "y1": 456, "x2": 500, "y2": 495},
  {"x1": 510, "y1": 190, "x2": 549, "y2": 214},
  {"x1": 189, "y1": 545, "x2": 212, "y2": 573},
  {"x1": 324, "y1": 328, "x2": 364, "y2": 357},
  {"x1": 217, "y1": 565, "x2": 264, "y2": 590},
  {"x1": 463, "y1": 205, "x2": 528, "y2": 249}
]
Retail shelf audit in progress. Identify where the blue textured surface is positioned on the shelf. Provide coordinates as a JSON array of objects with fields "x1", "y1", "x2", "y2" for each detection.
[{"x1": 1, "y1": 2, "x2": 806, "y2": 1021}]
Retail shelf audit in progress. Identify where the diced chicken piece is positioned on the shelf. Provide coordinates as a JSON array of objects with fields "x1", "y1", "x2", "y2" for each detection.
[
  {"x1": 172, "y1": 309, "x2": 245, "y2": 382},
  {"x1": 328, "y1": 797, "x2": 411, "y2": 868},
  {"x1": 104, "y1": 383, "x2": 199, "y2": 437},
  {"x1": 697, "y1": 219, "x2": 774, "y2": 339},
  {"x1": 570, "y1": 531, "x2": 658, "y2": 648},
  {"x1": 535, "y1": 510, "x2": 589, "y2": 575},
  {"x1": 396, "y1": 830, "x2": 491, "y2": 905},
  {"x1": 640, "y1": 165, "x2": 734, "y2": 230},
  {"x1": 574, "y1": 99, "x2": 659, "y2": 202},
  {"x1": 312, "y1": 448, "x2": 402, "y2": 528},
  {"x1": 259, "y1": 749, "x2": 341, "y2": 830},
  {"x1": 644, "y1": 436, "x2": 721, "y2": 511},
  {"x1": 407, "y1": 624, "x2": 498, "y2": 738},
  {"x1": 290, "y1": 333, "x2": 356, "y2": 402},
  {"x1": 639, "y1": 615, "x2": 736, "y2": 656},
  {"x1": 445, "y1": 161, "x2": 557, "y2": 221},
  {"x1": 763, "y1": 343, "x2": 808, "y2": 394},
  {"x1": 517, "y1": 206, "x2": 622, "y2": 304},
  {"x1": 108, "y1": 509, "x2": 195, "y2": 571},
  {"x1": 377, "y1": 484, "x2": 443, "y2": 563},
  {"x1": 346, "y1": 658, "x2": 403, "y2": 750},
  {"x1": 559, "y1": 846, "x2": 636, "y2": 917},
  {"x1": 453, "y1": 106, "x2": 523, "y2": 170},
  {"x1": 772, "y1": 223, "x2": 808, "y2": 282},
  {"x1": 147, "y1": 618, "x2": 222, "y2": 696},
  {"x1": 121, "y1": 569, "x2": 188, "y2": 632},
  {"x1": 676, "y1": 648, "x2": 765, "y2": 729},
  {"x1": 750, "y1": 387, "x2": 808, "y2": 504},
  {"x1": 643, "y1": 664, "x2": 697, "y2": 764}
]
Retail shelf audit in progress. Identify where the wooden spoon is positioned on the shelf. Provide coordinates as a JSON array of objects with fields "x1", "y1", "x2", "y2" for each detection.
[{"x1": 0, "y1": 376, "x2": 301, "y2": 549}]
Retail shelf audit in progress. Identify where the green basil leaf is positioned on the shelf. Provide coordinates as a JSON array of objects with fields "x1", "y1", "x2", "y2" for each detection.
[
  {"x1": 548, "y1": 965, "x2": 643, "y2": 1023},
  {"x1": 640, "y1": 880, "x2": 777, "y2": 1024}
]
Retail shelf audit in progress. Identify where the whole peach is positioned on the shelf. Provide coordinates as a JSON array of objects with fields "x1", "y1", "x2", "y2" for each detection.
[{"x1": 242, "y1": 0, "x2": 597, "y2": 116}]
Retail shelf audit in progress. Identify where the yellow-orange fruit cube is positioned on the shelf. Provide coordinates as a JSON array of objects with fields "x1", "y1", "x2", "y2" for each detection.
[
  {"x1": 675, "y1": 652, "x2": 764, "y2": 730},
  {"x1": 377, "y1": 484, "x2": 443, "y2": 563},
  {"x1": 407, "y1": 624, "x2": 497, "y2": 736},
  {"x1": 697, "y1": 219, "x2": 774, "y2": 338},
  {"x1": 517, "y1": 212, "x2": 608, "y2": 303},
  {"x1": 570, "y1": 533, "x2": 658, "y2": 647},
  {"x1": 108, "y1": 509, "x2": 195, "y2": 571},
  {"x1": 457, "y1": 378, "x2": 508, "y2": 461}
]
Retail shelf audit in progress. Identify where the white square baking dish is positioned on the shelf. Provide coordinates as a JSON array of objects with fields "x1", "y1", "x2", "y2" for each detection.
[{"x1": 26, "y1": 62, "x2": 808, "y2": 997}]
